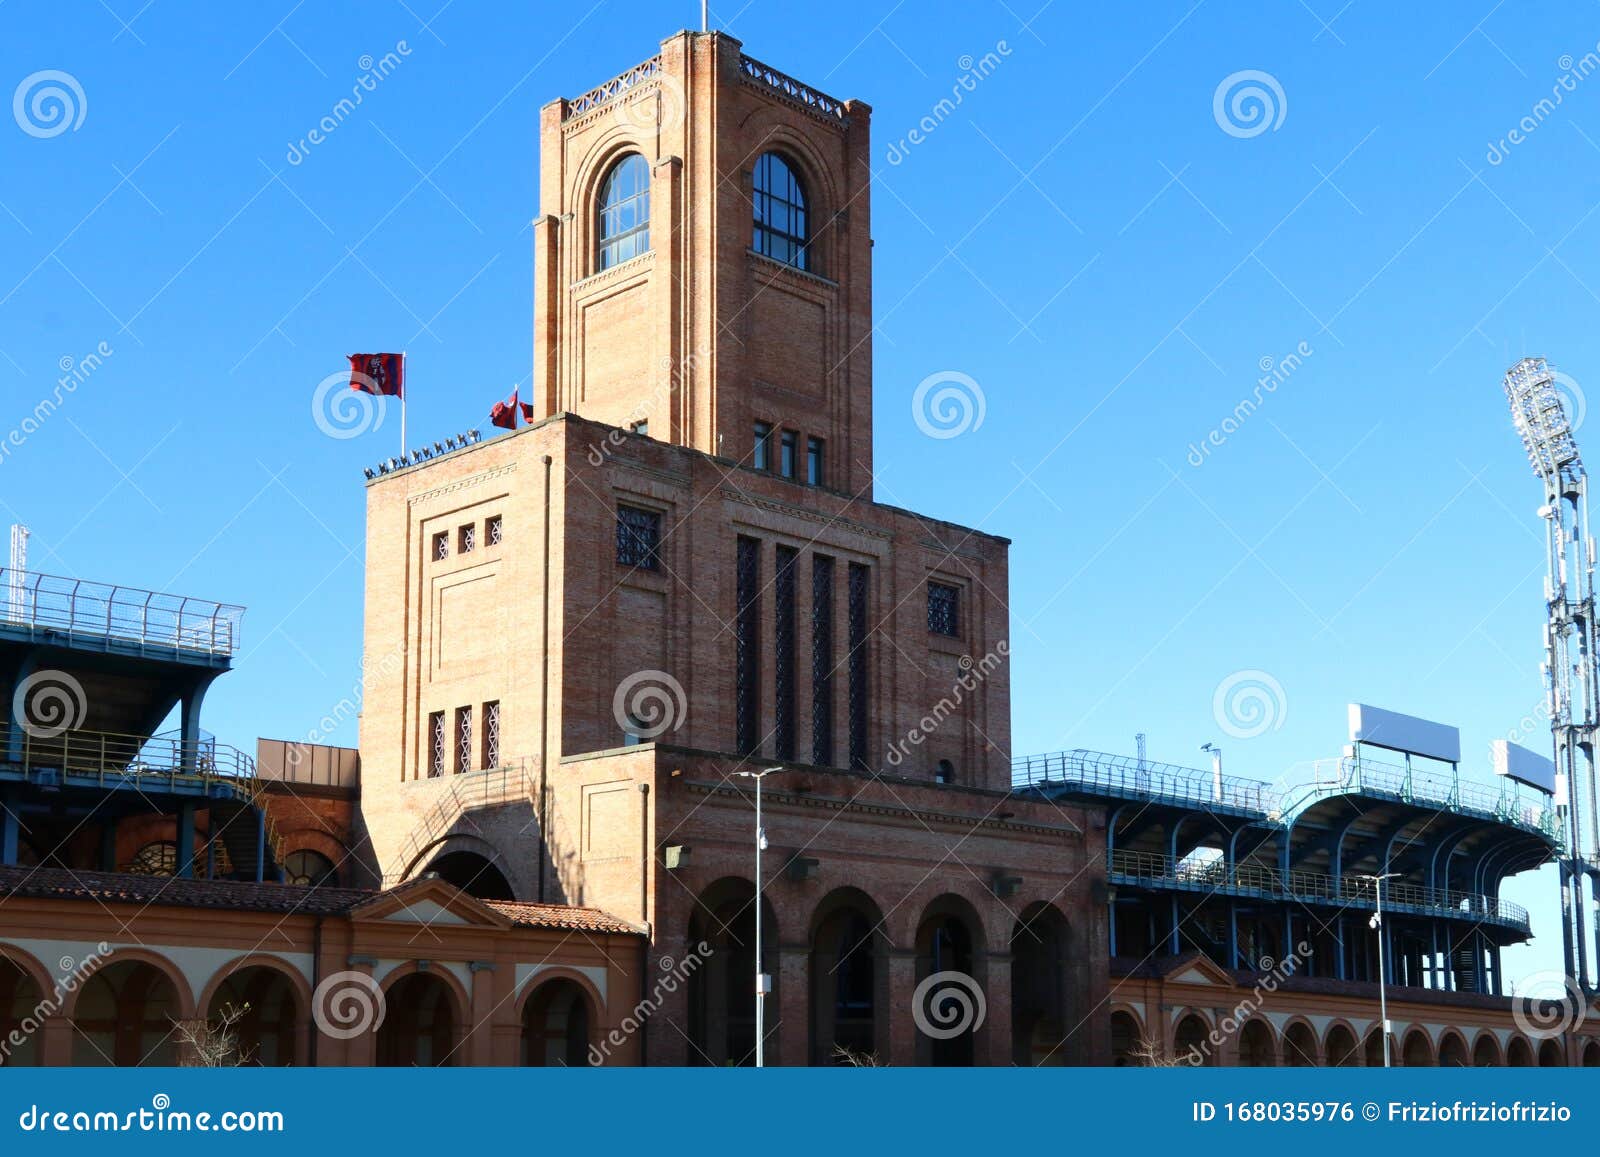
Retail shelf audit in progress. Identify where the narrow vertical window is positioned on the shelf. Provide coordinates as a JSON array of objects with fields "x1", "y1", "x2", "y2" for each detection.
[
  {"x1": 486, "y1": 515, "x2": 503, "y2": 546},
  {"x1": 753, "y1": 421, "x2": 772, "y2": 470},
  {"x1": 774, "y1": 545, "x2": 797, "y2": 761},
  {"x1": 432, "y1": 531, "x2": 449, "y2": 561},
  {"x1": 455, "y1": 706, "x2": 472, "y2": 774},
  {"x1": 428, "y1": 712, "x2": 445, "y2": 778},
  {"x1": 736, "y1": 536, "x2": 762, "y2": 756},
  {"x1": 848, "y1": 562, "x2": 869, "y2": 772},
  {"x1": 806, "y1": 437, "x2": 824, "y2": 486},
  {"x1": 811, "y1": 554, "x2": 834, "y2": 766},
  {"x1": 482, "y1": 701, "x2": 500, "y2": 769},
  {"x1": 616, "y1": 504, "x2": 662, "y2": 570},
  {"x1": 927, "y1": 581, "x2": 960, "y2": 637},
  {"x1": 752, "y1": 152, "x2": 810, "y2": 271},
  {"x1": 780, "y1": 430, "x2": 797, "y2": 478},
  {"x1": 459, "y1": 523, "x2": 476, "y2": 554}
]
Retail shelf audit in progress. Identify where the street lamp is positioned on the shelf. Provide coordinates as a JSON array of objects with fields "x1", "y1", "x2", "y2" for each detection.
[
  {"x1": 736, "y1": 765, "x2": 783, "y2": 1067},
  {"x1": 1360, "y1": 871, "x2": 1399, "y2": 1067}
]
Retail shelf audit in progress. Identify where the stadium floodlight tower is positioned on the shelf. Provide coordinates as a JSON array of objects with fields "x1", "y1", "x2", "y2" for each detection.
[{"x1": 1504, "y1": 356, "x2": 1600, "y2": 990}]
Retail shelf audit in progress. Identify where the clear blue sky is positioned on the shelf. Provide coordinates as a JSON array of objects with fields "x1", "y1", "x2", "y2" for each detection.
[{"x1": 4, "y1": 1, "x2": 1595, "y2": 982}]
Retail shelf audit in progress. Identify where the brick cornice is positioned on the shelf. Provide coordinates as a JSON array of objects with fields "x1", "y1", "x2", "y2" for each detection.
[
  {"x1": 719, "y1": 488, "x2": 893, "y2": 541},
  {"x1": 683, "y1": 780, "x2": 1072, "y2": 838},
  {"x1": 407, "y1": 461, "x2": 519, "y2": 506}
]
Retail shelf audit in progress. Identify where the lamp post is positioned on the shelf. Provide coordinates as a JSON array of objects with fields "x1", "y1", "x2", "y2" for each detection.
[
  {"x1": 1361, "y1": 871, "x2": 1399, "y2": 1067},
  {"x1": 737, "y1": 766, "x2": 783, "y2": 1066}
]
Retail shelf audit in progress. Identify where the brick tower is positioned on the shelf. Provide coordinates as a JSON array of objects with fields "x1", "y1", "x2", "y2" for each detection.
[{"x1": 356, "y1": 29, "x2": 1106, "y2": 1067}]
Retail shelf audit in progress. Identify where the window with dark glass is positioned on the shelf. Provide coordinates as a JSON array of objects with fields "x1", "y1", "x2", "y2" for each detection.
[
  {"x1": 597, "y1": 153, "x2": 650, "y2": 270},
  {"x1": 775, "y1": 545, "x2": 797, "y2": 760},
  {"x1": 927, "y1": 581, "x2": 960, "y2": 637},
  {"x1": 812, "y1": 554, "x2": 834, "y2": 766},
  {"x1": 753, "y1": 421, "x2": 773, "y2": 470},
  {"x1": 935, "y1": 759, "x2": 955, "y2": 785},
  {"x1": 848, "y1": 563, "x2": 869, "y2": 771},
  {"x1": 736, "y1": 536, "x2": 761, "y2": 756},
  {"x1": 780, "y1": 430, "x2": 797, "y2": 479},
  {"x1": 806, "y1": 437, "x2": 824, "y2": 486},
  {"x1": 753, "y1": 152, "x2": 810, "y2": 271},
  {"x1": 616, "y1": 504, "x2": 662, "y2": 570}
]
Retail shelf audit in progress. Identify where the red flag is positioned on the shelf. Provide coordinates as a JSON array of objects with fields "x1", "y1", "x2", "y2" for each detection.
[
  {"x1": 490, "y1": 388, "x2": 519, "y2": 430},
  {"x1": 348, "y1": 353, "x2": 404, "y2": 398},
  {"x1": 520, "y1": 399, "x2": 535, "y2": 423}
]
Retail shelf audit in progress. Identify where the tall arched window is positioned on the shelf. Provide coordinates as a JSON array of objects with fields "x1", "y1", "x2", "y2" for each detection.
[
  {"x1": 596, "y1": 153, "x2": 650, "y2": 270},
  {"x1": 752, "y1": 152, "x2": 809, "y2": 271}
]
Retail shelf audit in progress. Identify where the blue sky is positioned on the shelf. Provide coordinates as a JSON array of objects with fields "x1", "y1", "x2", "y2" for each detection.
[{"x1": 4, "y1": 0, "x2": 1598, "y2": 980}]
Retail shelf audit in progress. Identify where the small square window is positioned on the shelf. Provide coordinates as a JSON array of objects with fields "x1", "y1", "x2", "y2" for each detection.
[
  {"x1": 459, "y1": 524, "x2": 476, "y2": 553},
  {"x1": 616, "y1": 504, "x2": 662, "y2": 570},
  {"x1": 753, "y1": 422, "x2": 773, "y2": 471},
  {"x1": 806, "y1": 437, "x2": 824, "y2": 486},
  {"x1": 780, "y1": 430, "x2": 797, "y2": 478},
  {"x1": 487, "y1": 515, "x2": 503, "y2": 546},
  {"x1": 432, "y1": 532, "x2": 449, "y2": 561},
  {"x1": 928, "y1": 581, "x2": 960, "y2": 637}
]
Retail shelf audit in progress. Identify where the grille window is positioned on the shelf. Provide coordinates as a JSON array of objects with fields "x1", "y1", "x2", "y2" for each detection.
[
  {"x1": 459, "y1": 523, "x2": 476, "y2": 554},
  {"x1": 736, "y1": 536, "x2": 761, "y2": 756},
  {"x1": 483, "y1": 700, "x2": 500, "y2": 769},
  {"x1": 812, "y1": 554, "x2": 834, "y2": 766},
  {"x1": 928, "y1": 581, "x2": 960, "y2": 637},
  {"x1": 486, "y1": 515, "x2": 503, "y2": 546},
  {"x1": 616, "y1": 504, "x2": 662, "y2": 570},
  {"x1": 455, "y1": 706, "x2": 472, "y2": 775},
  {"x1": 432, "y1": 532, "x2": 449, "y2": 561},
  {"x1": 428, "y1": 712, "x2": 446, "y2": 778}
]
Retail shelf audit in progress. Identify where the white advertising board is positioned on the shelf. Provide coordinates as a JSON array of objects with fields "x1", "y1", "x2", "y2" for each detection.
[
  {"x1": 1490, "y1": 738, "x2": 1557, "y2": 795},
  {"x1": 1347, "y1": 703, "x2": 1461, "y2": 764}
]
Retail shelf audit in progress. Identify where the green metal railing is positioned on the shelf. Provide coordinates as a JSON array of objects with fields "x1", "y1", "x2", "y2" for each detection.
[
  {"x1": 1012, "y1": 749, "x2": 1273, "y2": 813},
  {"x1": 1, "y1": 569, "x2": 243, "y2": 656}
]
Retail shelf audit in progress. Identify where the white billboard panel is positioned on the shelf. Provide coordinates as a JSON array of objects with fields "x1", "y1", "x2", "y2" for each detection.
[
  {"x1": 1490, "y1": 738, "x2": 1557, "y2": 795},
  {"x1": 1347, "y1": 703, "x2": 1461, "y2": 764}
]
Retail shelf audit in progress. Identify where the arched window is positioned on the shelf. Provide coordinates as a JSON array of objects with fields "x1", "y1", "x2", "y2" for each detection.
[
  {"x1": 934, "y1": 759, "x2": 955, "y2": 785},
  {"x1": 125, "y1": 842, "x2": 178, "y2": 876},
  {"x1": 596, "y1": 153, "x2": 650, "y2": 270},
  {"x1": 752, "y1": 152, "x2": 809, "y2": 271},
  {"x1": 283, "y1": 849, "x2": 337, "y2": 888}
]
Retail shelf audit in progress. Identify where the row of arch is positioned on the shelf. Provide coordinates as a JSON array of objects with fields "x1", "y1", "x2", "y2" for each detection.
[
  {"x1": 688, "y1": 879, "x2": 1078, "y2": 1066},
  {"x1": 1113, "y1": 1008, "x2": 1600, "y2": 1067},
  {"x1": 0, "y1": 948, "x2": 597, "y2": 1067}
]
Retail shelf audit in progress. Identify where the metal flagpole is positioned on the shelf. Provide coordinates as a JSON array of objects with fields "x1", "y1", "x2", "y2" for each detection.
[{"x1": 400, "y1": 350, "x2": 408, "y2": 456}]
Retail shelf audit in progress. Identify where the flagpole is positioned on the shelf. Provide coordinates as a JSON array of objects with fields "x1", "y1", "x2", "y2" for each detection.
[{"x1": 400, "y1": 350, "x2": 408, "y2": 456}]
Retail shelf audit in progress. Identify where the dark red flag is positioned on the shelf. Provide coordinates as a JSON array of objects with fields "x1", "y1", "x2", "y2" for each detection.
[
  {"x1": 490, "y1": 388, "x2": 519, "y2": 431},
  {"x1": 520, "y1": 399, "x2": 535, "y2": 423},
  {"x1": 348, "y1": 353, "x2": 404, "y2": 398}
]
